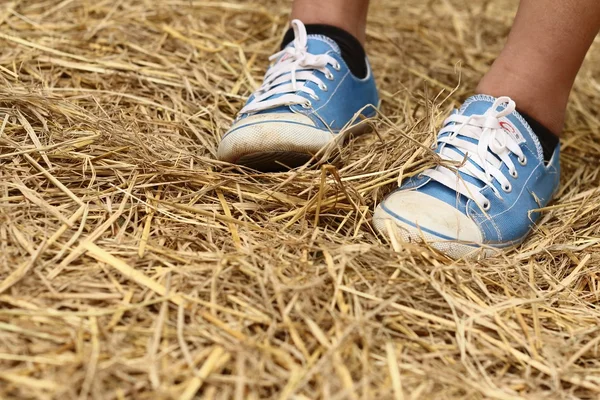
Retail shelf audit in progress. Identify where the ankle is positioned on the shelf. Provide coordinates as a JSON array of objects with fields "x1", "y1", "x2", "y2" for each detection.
[
  {"x1": 290, "y1": 3, "x2": 367, "y2": 44},
  {"x1": 476, "y1": 60, "x2": 569, "y2": 136},
  {"x1": 288, "y1": 18, "x2": 366, "y2": 45}
]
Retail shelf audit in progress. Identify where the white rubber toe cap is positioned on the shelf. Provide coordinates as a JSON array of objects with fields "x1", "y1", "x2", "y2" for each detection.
[
  {"x1": 218, "y1": 113, "x2": 334, "y2": 163},
  {"x1": 373, "y1": 190, "x2": 485, "y2": 259}
]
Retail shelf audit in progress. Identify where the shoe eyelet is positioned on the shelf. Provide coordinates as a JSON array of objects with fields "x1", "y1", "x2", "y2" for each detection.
[
  {"x1": 326, "y1": 72, "x2": 334, "y2": 80},
  {"x1": 310, "y1": 94, "x2": 319, "y2": 101},
  {"x1": 518, "y1": 156, "x2": 528, "y2": 166},
  {"x1": 319, "y1": 83, "x2": 328, "y2": 92},
  {"x1": 510, "y1": 169, "x2": 518, "y2": 179},
  {"x1": 482, "y1": 201, "x2": 491, "y2": 211},
  {"x1": 333, "y1": 62, "x2": 341, "y2": 71},
  {"x1": 502, "y1": 183, "x2": 512, "y2": 193},
  {"x1": 302, "y1": 100, "x2": 312, "y2": 109}
]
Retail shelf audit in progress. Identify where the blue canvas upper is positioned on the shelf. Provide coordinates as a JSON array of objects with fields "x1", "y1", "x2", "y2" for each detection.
[
  {"x1": 387, "y1": 95, "x2": 561, "y2": 247},
  {"x1": 226, "y1": 34, "x2": 379, "y2": 137}
]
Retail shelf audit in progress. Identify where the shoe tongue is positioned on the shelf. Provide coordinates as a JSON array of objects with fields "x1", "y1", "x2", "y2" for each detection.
[
  {"x1": 458, "y1": 95, "x2": 496, "y2": 117},
  {"x1": 307, "y1": 34, "x2": 341, "y2": 54},
  {"x1": 457, "y1": 95, "x2": 544, "y2": 160},
  {"x1": 251, "y1": 35, "x2": 340, "y2": 116},
  {"x1": 284, "y1": 34, "x2": 341, "y2": 56}
]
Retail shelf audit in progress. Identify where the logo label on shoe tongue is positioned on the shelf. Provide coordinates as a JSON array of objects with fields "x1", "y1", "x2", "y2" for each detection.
[{"x1": 499, "y1": 119, "x2": 526, "y2": 144}]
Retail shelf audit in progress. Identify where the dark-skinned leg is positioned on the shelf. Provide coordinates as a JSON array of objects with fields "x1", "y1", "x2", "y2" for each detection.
[{"x1": 476, "y1": 0, "x2": 600, "y2": 136}]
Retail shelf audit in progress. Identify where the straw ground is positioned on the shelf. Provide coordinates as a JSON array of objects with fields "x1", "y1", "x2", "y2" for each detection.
[{"x1": 1, "y1": 0, "x2": 600, "y2": 398}]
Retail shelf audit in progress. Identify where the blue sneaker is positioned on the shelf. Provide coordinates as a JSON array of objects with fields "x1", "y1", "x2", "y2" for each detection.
[
  {"x1": 217, "y1": 20, "x2": 379, "y2": 171},
  {"x1": 373, "y1": 95, "x2": 560, "y2": 259}
]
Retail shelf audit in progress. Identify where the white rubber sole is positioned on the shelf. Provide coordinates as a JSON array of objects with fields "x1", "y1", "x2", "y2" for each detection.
[
  {"x1": 218, "y1": 114, "x2": 371, "y2": 171},
  {"x1": 373, "y1": 205, "x2": 500, "y2": 260}
]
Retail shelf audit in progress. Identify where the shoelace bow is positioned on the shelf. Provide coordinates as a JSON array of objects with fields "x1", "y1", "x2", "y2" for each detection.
[
  {"x1": 422, "y1": 97, "x2": 528, "y2": 210},
  {"x1": 239, "y1": 19, "x2": 340, "y2": 114}
]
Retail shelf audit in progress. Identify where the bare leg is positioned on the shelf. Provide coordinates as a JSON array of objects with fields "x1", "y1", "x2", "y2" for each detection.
[
  {"x1": 291, "y1": 0, "x2": 370, "y2": 44},
  {"x1": 476, "y1": 0, "x2": 600, "y2": 136}
]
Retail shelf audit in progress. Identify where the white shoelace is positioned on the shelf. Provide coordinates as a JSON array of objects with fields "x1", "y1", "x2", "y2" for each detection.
[
  {"x1": 422, "y1": 97, "x2": 528, "y2": 211},
  {"x1": 239, "y1": 19, "x2": 340, "y2": 115}
]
